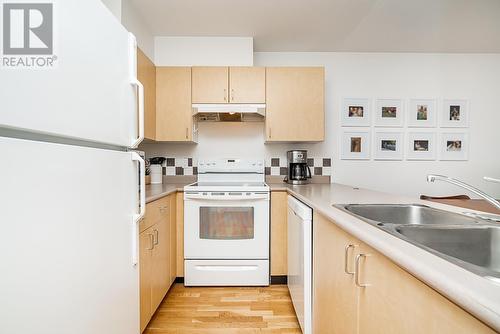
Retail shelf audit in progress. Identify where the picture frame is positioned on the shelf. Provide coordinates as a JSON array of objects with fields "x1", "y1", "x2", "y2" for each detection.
[
  {"x1": 440, "y1": 132, "x2": 469, "y2": 161},
  {"x1": 441, "y1": 99, "x2": 469, "y2": 128},
  {"x1": 374, "y1": 99, "x2": 404, "y2": 127},
  {"x1": 408, "y1": 99, "x2": 437, "y2": 128},
  {"x1": 407, "y1": 132, "x2": 437, "y2": 160},
  {"x1": 340, "y1": 130, "x2": 371, "y2": 160},
  {"x1": 341, "y1": 98, "x2": 371, "y2": 127},
  {"x1": 373, "y1": 131, "x2": 404, "y2": 160}
]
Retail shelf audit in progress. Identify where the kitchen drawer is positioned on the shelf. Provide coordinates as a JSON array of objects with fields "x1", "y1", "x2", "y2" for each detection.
[
  {"x1": 185, "y1": 259, "x2": 269, "y2": 286},
  {"x1": 140, "y1": 197, "x2": 169, "y2": 233}
]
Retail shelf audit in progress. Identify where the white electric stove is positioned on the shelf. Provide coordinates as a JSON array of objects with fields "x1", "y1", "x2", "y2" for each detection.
[{"x1": 184, "y1": 159, "x2": 270, "y2": 286}]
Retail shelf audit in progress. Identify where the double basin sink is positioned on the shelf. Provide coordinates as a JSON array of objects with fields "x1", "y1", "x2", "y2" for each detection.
[{"x1": 335, "y1": 204, "x2": 500, "y2": 279}]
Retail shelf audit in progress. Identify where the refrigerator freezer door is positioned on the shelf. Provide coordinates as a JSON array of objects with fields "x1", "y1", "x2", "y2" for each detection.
[
  {"x1": 0, "y1": 137, "x2": 140, "y2": 334},
  {"x1": 0, "y1": 0, "x2": 143, "y2": 148}
]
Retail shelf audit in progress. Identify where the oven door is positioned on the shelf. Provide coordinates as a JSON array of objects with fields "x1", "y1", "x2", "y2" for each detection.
[{"x1": 184, "y1": 191, "x2": 270, "y2": 259}]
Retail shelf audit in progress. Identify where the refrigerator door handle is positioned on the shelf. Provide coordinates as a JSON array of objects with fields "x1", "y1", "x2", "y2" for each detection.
[
  {"x1": 129, "y1": 33, "x2": 144, "y2": 149},
  {"x1": 131, "y1": 152, "x2": 146, "y2": 265}
]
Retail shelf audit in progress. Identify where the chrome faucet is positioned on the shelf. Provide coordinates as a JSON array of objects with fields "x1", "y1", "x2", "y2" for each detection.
[{"x1": 426, "y1": 174, "x2": 500, "y2": 210}]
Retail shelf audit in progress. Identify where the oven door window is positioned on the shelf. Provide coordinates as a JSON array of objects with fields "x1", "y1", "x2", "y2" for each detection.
[{"x1": 199, "y1": 207, "x2": 255, "y2": 240}]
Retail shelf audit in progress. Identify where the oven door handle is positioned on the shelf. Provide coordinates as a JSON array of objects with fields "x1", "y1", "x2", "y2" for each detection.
[{"x1": 184, "y1": 193, "x2": 269, "y2": 201}]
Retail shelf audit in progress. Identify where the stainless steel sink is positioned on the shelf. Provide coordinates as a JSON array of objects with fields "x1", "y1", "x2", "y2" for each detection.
[
  {"x1": 335, "y1": 204, "x2": 500, "y2": 278},
  {"x1": 397, "y1": 225, "x2": 500, "y2": 276},
  {"x1": 342, "y1": 204, "x2": 480, "y2": 226}
]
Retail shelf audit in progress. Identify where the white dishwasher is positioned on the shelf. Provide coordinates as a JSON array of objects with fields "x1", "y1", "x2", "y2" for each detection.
[{"x1": 287, "y1": 195, "x2": 312, "y2": 334}]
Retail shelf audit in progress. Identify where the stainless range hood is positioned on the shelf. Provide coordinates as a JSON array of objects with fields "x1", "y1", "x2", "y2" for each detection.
[{"x1": 192, "y1": 104, "x2": 266, "y2": 122}]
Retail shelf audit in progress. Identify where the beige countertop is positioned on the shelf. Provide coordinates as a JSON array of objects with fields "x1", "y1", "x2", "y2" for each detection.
[
  {"x1": 270, "y1": 182, "x2": 500, "y2": 331},
  {"x1": 147, "y1": 181, "x2": 500, "y2": 330},
  {"x1": 145, "y1": 182, "x2": 189, "y2": 203}
]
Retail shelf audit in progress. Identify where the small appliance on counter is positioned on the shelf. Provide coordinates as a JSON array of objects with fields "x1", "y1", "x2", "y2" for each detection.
[
  {"x1": 284, "y1": 150, "x2": 312, "y2": 185},
  {"x1": 149, "y1": 157, "x2": 166, "y2": 184}
]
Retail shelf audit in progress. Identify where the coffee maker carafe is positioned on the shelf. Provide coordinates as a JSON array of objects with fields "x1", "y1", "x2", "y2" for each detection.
[{"x1": 284, "y1": 150, "x2": 312, "y2": 185}]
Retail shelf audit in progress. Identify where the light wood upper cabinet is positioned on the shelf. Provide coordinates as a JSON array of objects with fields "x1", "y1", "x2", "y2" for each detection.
[
  {"x1": 192, "y1": 67, "x2": 229, "y2": 103},
  {"x1": 271, "y1": 191, "x2": 288, "y2": 276},
  {"x1": 137, "y1": 48, "x2": 156, "y2": 141},
  {"x1": 265, "y1": 67, "x2": 324, "y2": 142},
  {"x1": 156, "y1": 67, "x2": 194, "y2": 142},
  {"x1": 229, "y1": 67, "x2": 265, "y2": 103},
  {"x1": 312, "y1": 211, "x2": 496, "y2": 334}
]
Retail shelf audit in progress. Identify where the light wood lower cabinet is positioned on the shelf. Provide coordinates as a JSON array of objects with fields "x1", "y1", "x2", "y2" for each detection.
[
  {"x1": 150, "y1": 203, "x2": 170, "y2": 312},
  {"x1": 176, "y1": 192, "x2": 184, "y2": 277},
  {"x1": 271, "y1": 191, "x2": 288, "y2": 276},
  {"x1": 313, "y1": 213, "x2": 357, "y2": 334},
  {"x1": 139, "y1": 226, "x2": 155, "y2": 332},
  {"x1": 313, "y1": 212, "x2": 495, "y2": 334},
  {"x1": 139, "y1": 194, "x2": 177, "y2": 332}
]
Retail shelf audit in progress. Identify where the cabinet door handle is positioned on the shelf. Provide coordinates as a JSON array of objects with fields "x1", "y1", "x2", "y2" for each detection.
[
  {"x1": 268, "y1": 128, "x2": 271, "y2": 139},
  {"x1": 153, "y1": 229, "x2": 159, "y2": 245},
  {"x1": 148, "y1": 233, "x2": 154, "y2": 250},
  {"x1": 344, "y1": 244, "x2": 355, "y2": 275},
  {"x1": 185, "y1": 127, "x2": 188, "y2": 139},
  {"x1": 231, "y1": 89, "x2": 234, "y2": 102},
  {"x1": 224, "y1": 89, "x2": 227, "y2": 102},
  {"x1": 355, "y1": 254, "x2": 370, "y2": 288}
]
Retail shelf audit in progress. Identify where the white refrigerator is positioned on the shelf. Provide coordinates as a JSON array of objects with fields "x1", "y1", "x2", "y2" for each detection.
[{"x1": 0, "y1": 1, "x2": 145, "y2": 333}]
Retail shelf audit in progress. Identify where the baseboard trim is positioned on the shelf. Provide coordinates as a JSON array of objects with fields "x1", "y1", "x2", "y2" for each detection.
[{"x1": 271, "y1": 275, "x2": 287, "y2": 285}]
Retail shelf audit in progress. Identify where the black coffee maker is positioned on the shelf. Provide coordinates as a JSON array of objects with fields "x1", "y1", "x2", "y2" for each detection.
[{"x1": 284, "y1": 150, "x2": 312, "y2": 185}]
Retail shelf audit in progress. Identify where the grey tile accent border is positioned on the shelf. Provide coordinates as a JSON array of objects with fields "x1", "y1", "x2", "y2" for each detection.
[{"x1": 155, "y1": 156, "x2": 332, "y2": 177}]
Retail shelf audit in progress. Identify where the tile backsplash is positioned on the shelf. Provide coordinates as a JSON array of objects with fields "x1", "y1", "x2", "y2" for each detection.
[{"x1": 151, "y1": 156, "x2": 332, "y2": 177}]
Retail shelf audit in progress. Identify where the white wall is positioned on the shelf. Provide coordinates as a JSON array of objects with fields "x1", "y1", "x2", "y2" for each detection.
[
  {"x1": 141, "y1": 52, "x2": 500, "y2": 198},
  {"x1": 100, "y1": 0, "x2": 121, "y2": 20},
  {"x1": 121, "y1": 1, "x2": 155, "y2": 60},
  {"x1": 154, "y1": 37, "x2": 253, "y2": 66}
]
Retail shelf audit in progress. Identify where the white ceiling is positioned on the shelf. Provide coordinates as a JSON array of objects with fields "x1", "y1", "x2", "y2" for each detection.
[{"x1": 128, "y1": 0, "x2": 500, "y2": 53}]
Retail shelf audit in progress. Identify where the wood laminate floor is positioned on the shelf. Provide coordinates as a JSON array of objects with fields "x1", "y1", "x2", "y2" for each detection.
[{"x1": 144, "y1": 284, "x2": 302, "y2": 334}]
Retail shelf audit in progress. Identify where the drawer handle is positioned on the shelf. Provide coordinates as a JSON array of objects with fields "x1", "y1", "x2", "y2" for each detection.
[
  {"x1": 344, "y1": 244, "x2": 355, "y2": 275},
  {"x1": 148, "y1": 234, "x2": 154, "y2": 250},
  {"x1": 355, "y1": 254, "x2": 370, "y2": 288},
  {"x1": 153, "y1": 229, "x2": 159, "y2": 245}
]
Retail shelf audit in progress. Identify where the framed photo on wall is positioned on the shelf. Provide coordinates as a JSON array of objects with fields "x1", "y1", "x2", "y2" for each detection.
[
  {"x1": 408, "y1": 99, "x2": 437, "y2": 127},
  {"x1": 374, "y1": 99, "x2": 404, "y2": 127},
  {"x1": 373, "y1": 131, "x2": 404, "y2": 160},
  {"x1": 341, "y1": 130, "x2": 371, "y2": 160},
  {"x1": 441, "y1": 99, "x2": 469, "y2": 128},
  {"x1": 407, "y1": 132, "x2": 437, "y2": 160},
  {"x1": 341, "y1": 98, "x2": 371, "y2": 127},
  {"x1": 440, "y1": 132, "x2": 469, "y2": 160}
]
